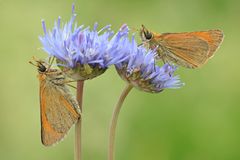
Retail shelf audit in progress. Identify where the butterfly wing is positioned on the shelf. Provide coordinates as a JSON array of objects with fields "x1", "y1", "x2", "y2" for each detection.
[
  {"x1": 40, "y1": 79, "x2": 80, "y2": 146},
  {"x1": 187, "y1": 30, "x2": 224, "y2": 58},
  {"x1": 154, "y1": 30, "x2": 223, "y2": 68}
]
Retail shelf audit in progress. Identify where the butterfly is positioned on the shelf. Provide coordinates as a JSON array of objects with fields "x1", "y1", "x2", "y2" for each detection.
[
  {"x1": 140, "y1": 25, "x2": 224, "y2": 68},
  {"x1": 30, "y1": 58, "x2": 81, "y2": 146}
]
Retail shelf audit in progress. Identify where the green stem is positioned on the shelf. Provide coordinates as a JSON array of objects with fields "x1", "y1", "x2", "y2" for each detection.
[
  {"x1": 75, "y1": 81, "x2": 84, "y2": 160},
  {"x1": 108, "y1": 84, "x2": 133, "y2": 160}
]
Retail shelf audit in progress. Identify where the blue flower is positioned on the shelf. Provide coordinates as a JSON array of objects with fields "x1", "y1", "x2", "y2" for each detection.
[
  {"x1": 115, "y1": 36, "x2": 183, "y2": 93},
  {"x1": 39, "y1": 5, "x2": 130, "y2": 80}
]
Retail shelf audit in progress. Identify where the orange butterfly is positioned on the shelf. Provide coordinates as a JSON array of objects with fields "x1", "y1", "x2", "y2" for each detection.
[
  {"x1": 30, "y1": 59, "x2": 81, "y2": 146},
  {"x1": 140, "y1": 25, "x2": 224, "y2": 68}
]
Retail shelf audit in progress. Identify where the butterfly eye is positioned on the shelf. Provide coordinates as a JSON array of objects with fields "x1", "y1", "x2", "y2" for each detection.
[
  {"x1": 38, "y1": 63, "x2": 47, "y2": 72},
  {"x1": 144, "y1": 31, "x2": 152, "y2": 40}
]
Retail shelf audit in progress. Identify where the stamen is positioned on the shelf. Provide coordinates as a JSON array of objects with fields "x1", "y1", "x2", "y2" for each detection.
[
  {"x1": 93, "y1": 22, "x2": 98, "y2": 31},
  {"x1": 72, "y1": 3, "x2": 75, "y2": 14},
  {"x1": 69, "y1": 14, "x2": 77, "y2": 30},
  {"x1": 98, "y1": 25, "x2": 111, "y2": 34},
  {"x1": 57, "y1": 16, "x2": 61, "y2": 29},
  {"x1": 41, "y1": 20, "x2": 47, "y2": 34},
  {"x1": 120, "y1": 24, "x2": 127, "y2": 31},
  {"x1": 131, "y1": 34, "x2": 135, "y2": 45}
]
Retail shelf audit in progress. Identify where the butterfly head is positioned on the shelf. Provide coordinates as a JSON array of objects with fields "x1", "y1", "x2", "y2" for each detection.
[
  {"x1": 29, "y1": 57, "x2": 49, "y2": 73},
  {"x1": 140, "y1": 25, "x2": 153, "y2": 41}
]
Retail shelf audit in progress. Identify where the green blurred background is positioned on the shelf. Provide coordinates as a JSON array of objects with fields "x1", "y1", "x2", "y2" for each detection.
[{"x1": 0, "y1": 0, "x2": 240, "y2": 159}]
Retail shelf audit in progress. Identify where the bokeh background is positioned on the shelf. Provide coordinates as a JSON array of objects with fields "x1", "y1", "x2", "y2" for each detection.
[{"x1": 1, "y1": 0, "x2": 240, "y2": 159}]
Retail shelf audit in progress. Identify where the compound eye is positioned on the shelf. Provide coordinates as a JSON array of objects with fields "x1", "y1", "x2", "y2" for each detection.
[
  {"x1": 144, "y1": 31, "x2": 152, "y2": 40},
  {"x1": 38, "y1": 64, "x2": 47, "y2": 72}
]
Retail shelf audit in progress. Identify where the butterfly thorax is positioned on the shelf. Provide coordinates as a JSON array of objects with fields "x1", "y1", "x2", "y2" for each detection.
[
  {"x1": 38, "y1": 69, "x2": 65, "y2": 86},
  {"x1": 145, "y1": 33, "x2": 169, "y2": 61}
]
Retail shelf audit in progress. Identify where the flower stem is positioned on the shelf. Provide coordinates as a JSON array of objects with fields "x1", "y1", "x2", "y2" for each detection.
[
  {"x1": 75, "y1": 81, "x2": 84, "y2": 160},
  {"x1": 108, "y1": 84, "x2": 133, "y2": 160}
]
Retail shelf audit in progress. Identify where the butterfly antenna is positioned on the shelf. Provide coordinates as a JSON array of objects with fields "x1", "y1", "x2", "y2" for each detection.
[
  {"x1": 66, "y1": 84, "x2": 77, "y2": 89},
  {"x1": 29, "y1": 56, "x2": 39, "y2": 67},
  {"x1": 29, "y1": 61, "x2": 38, "y2": 67}
]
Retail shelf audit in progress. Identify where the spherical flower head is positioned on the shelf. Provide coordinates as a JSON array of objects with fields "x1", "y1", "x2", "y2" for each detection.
[
  {"x1": 115, "y1": 37, "x2": 183, "y2": 93},
  {"x1": 39, "y1": 5, "x2": 130, "y2": 80}
]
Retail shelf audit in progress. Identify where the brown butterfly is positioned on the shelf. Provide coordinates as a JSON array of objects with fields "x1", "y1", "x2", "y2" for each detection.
[
  {"x1": 140, "y1": 25, "x2": 224, "y2": 68},
  {"x1": 30, "y1": 59, "x2": 81, "y2": 146}
]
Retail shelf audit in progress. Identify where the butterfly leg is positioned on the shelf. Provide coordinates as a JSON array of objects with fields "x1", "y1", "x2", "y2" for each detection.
[
  {"x1": 63, "y1": 80, "x2": 78, "y2": 89},
  {"x1": 138, "y1": 43, "x2": 143, "y2": 47},
  {"x1": 66, "y1": 84, "x2": 77, "y2": 89}
]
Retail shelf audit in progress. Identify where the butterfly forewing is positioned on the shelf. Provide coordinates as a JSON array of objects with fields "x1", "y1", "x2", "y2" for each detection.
[
  {"x1": 39, "y1": 73, "x2": 80, "y2": 146},
  {"x1": 186, "y1": 30, "x2": 224, "y2": 58},
  {"x1": 158, "y1": 33, "x2": 210, "y2": 68}
]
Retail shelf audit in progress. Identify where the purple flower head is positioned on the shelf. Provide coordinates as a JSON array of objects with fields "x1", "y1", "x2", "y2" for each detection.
[
  {"x1": 115, "y1": 36, "x2": 183, "y2": 93},
  {"x1": 39, "y1": 5, "x2": 129, "y2": 80}
]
